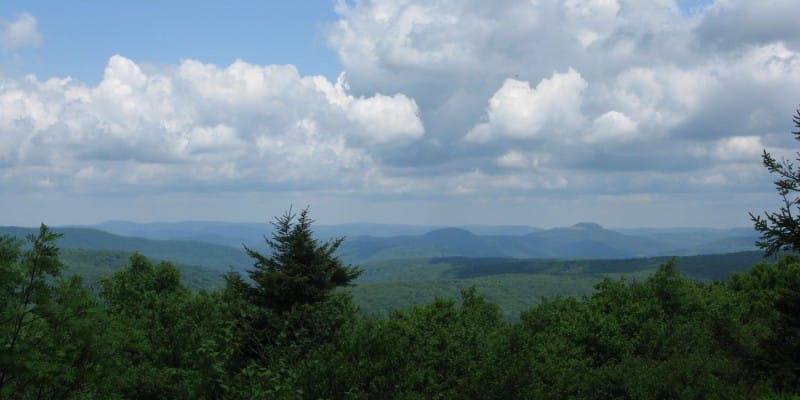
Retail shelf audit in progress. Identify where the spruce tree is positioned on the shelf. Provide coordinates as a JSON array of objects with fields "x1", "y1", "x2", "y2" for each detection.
[
  {"x1": 241, "y1": 206, "x2": 361, "y2": 313},
  {"x1": 751, "y1": 107, "x2": 800, "y2": 256}
]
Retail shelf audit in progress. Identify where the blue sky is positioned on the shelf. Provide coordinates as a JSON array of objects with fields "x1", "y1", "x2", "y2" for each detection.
[
  {"x1": 0, "y1": 1, "x2": 343, "y2": 82},
  {"x1": 1, "y1": 0, "x2": 799, "y2": 228}
]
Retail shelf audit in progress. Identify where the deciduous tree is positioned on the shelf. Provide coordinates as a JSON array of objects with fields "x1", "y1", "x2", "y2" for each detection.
[{"x1": 0, "y1": 225, "x2": 113, "y2": 400}]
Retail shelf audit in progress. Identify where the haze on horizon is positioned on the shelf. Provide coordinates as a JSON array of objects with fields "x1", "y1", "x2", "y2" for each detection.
[{"x1": 1, "y1": 0, "x2": 798, "y2": 229}]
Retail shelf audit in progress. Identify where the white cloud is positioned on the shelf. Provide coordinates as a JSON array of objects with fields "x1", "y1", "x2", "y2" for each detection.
[
  {"x1": 497, "y1": 150, "x2": 547, "y2": 170},
  {"x1": 329, "y1": 1, "x2": 486, "y2": 79},
  {"x1": 323, "y1": 0, "x2": 798, "y2": 206},
  {"x1": 0, "y1": 13, "x2": 43, "y2": 50},
  {"x1": 309, "y1": 72, "x2": 425, "y2": 144},
  {"x1": 183, "y1": 125, "x2": 243, "y2": 155},
  {"x1": 498, "y1": 151, "x2": 532, "y2": 169},
  {"x1": 436, "y1": 167, "x2": 568, "y2": 194},
  {"x1": 0, "y1": 55, "x2": 426, "y2": 192},
  {"x1": 465, "y1": 69, "x2": 587, "y2": 142},
  {"x1": 563, "y1": 0, "x2": 620, "y2": 47},
  {"x1": 712, "y1": 136, "x2": 763, "y2": 161},
  {"x1": 586, "y1": 111, "x2": 638, "y2": 143},
  {"x1": 178, "y1": 59, "x2": 305, "y2": 105},
  {"x1": 330, "y1": 0, "x2": 799, "y2": 147},
  {"x1": 346, "y1": 93, "x2": 424, "y2": 144},
  {"x1": 3, "y1": 0, "x2": 800, "y2": 227},
  {"x1": 608, "y1": 65, "x2": 714, "y2": 134}
]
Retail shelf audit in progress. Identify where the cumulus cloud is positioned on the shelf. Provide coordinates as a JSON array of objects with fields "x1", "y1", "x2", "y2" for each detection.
[
  {"x1": 712, "y1": 136, "x2": 764, "y2": 161},
  {"x1": 309, "y1": 73, "x2": 425, "y2": 144},
  {"x1": 0, "y1": 13, "x2": 43, "y2": 50},
  {"x1": 325, "y1": 0, "x2": 799, "y2": 197},
  {"x1": 346, "y1": 94, "x2": 424, "y2": 143},
  {"x1": 0, "y1": 55, "x2": 424, "y2": 192},
  {"x1": 3, "y1": 0, "x2": 800, "y2": 227},
  {"x1": 586, "y1": 111, "x2": 638, "y2": 143},
  {"x1": 562, "y1": 0, "x2": 621, "y2": 47},
  {"x1": 497, "y1": 151, "x2": 537, "y2": 170},
  {"x1": 465, "y1": 69, "x2": 587, "y2": 143}
]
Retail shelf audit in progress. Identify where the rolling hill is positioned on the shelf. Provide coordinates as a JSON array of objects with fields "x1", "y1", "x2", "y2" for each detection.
[
  {"x1": 350, "y1": 250, "x2": 771, "y2": 319},
  {"x1": 0, "y1": 226, "x2": 252, "y2": 272},
  {"x1": 59, "y1": 248, "x2": 226, "y2": 292}
]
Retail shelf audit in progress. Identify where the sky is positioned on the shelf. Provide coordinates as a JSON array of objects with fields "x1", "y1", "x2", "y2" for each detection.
[{"x1": 0, "y1": 0, "x2": 799, "y2": 228}]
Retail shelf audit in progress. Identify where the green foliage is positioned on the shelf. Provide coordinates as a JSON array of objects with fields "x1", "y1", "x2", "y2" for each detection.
[
  {"x1": 239, "y1": 207, "x2": 361, "y2": 313},
  {"x1": 298, "y1": 288, "x2": 509, "y2": 399},
  {"x1": 586, "y1": 262, "x2": 749, "y2": 399},
  {"x1": 728, "y1": 255, "x2": 800, "y2": 390},
  {"x1": 223, "y1": 207, "x2": 363, "y2": 395},
  {"x1": 351, "y1": 252, "x2": 763, "y2": 319},
  {"x1": 59, "y1": 248, "x2": 225, "y2": 292},
  {"x1": 751, "y1": 107, "x2": 800, "y2": 256},
  {"x1": 351, "y1": 274, "x2": 598, "y2": 320},
  {"x1": 0, "y1": 225, "x2": 114, "y2": 400},
  {"x1": 224, "y1": 361, "x2": 303, "y2": 400},
  {"x1": 501, "y1": 261, "x2": 758, "y2": 399},
  {"x1": 100, "y1": 253, "x2": 234, "y2": 399}
]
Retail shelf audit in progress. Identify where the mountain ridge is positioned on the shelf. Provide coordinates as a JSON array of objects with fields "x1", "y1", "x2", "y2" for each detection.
[{"x1": 1, "y1": 222, "x2": 760, "y2": 266}]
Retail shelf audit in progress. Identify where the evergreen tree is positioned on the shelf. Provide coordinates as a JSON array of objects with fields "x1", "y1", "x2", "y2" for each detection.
[
  {"x1": 225, "y1": 207, "x2": 361, "y2": 377},
  {"x1": 751, "y1": 107, "x2": 800, "y2": 255},
  {"x1": 239, "y1": 206, "x2": 361, "y2": 313}
]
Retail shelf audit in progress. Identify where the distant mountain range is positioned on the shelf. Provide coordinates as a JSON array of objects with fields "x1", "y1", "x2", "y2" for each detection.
[
  {"x1": 86, "y1": 220, "x2": 542, "y2": 247},
  {"x1": 1, "y1": 221, "x2": 760, "y2": 268},
  {"x1": 336, "y1": 222, "x2": 760, "y2": 263}
]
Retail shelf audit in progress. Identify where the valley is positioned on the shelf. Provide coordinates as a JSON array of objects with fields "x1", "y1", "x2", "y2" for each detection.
[{"x1": 1, "y1": 222, "x2": 766, "y2": 319}]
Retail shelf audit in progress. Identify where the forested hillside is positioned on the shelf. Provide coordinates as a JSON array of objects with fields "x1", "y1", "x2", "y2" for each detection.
[
  {"x1": 350, "y1": 251, "x2": 769, "y2": 318},
  {"x1": 0, "y1": 226, "x2": 252, "y2": 271},
  {"x1": 59, "y1": 248, "x2": 226, "y2": 291},
  {"x1": 40, "y1": 239, "x2": 768, "y2": 319}
]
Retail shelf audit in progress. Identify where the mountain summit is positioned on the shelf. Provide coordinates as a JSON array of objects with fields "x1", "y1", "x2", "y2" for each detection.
[{"x1": 572, "y1": 222, "x2": 604, "y2": 230}]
